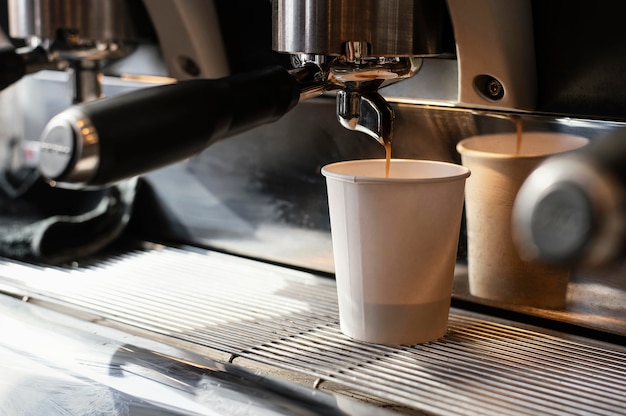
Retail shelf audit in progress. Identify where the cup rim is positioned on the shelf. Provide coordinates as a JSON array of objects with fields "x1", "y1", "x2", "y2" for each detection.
[
  {"x1": 321, "y1": 158, "x2": 470, "y2": 184},
  {"x1": 456, "y1": 132, "x2": 589, "y2": 159}
]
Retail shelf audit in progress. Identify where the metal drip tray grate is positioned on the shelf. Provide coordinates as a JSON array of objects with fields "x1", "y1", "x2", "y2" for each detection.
[{"x1": 1, "y1": 246, "x2": 625, "y2": 415}]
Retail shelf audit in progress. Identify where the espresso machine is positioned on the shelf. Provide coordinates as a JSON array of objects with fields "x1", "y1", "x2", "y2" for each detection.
[{"x1": 1, "y1": 1, "x2": 626, "y2": 415}]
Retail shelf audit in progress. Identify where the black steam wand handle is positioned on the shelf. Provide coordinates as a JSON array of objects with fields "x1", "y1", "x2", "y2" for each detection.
[{"x1": 39, "y1": 65, "x2": 302, "y2": 187}]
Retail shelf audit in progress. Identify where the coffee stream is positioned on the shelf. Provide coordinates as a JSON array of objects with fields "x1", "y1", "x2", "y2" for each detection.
[
  {"x1": 384, "y1": 141, "x2": 392, "y2": 178},
  {"x1": 384, "y1": 115, "x2": 522, "y2": 177},
  {"x1": 514, "y1": 116, "x2": 523, "y2": 154}
]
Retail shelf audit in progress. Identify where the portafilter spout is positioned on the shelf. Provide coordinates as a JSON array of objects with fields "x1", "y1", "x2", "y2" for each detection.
[
  {"x1": 330, "y1": 50, "x2": 421, "y2": 147},
  {"x1": 337, "y1": 89, "x2": 393, "y2": 147}
]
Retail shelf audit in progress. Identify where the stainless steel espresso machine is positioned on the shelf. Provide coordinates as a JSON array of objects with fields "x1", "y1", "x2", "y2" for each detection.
[{"x1": 1, "y1": 1, "x2": 626, "y2": 415}]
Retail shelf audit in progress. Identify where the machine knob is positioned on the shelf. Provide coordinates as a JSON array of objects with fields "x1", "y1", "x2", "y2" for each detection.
[{"x1": 513, "y1": 131, "x2": 626, "y2": 267}]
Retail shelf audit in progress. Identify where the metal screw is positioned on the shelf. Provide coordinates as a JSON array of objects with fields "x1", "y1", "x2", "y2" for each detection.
[
  {"x1": 178, "y1": 56, "x2": 200, "y2": 77},
  {"x1": 474, "y1": 75, "x2": 505, "y2": 101},
  {"x1": 487, "y1": 78, "x2": 504, "y2": 99}
]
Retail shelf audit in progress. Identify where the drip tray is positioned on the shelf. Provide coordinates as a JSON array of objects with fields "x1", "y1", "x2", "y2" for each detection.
[{"x1": 0, "y1": 245, "x2": 625, "y2": 415}]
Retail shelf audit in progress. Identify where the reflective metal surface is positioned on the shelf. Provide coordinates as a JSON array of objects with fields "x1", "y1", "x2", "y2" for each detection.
[
  {"x1": 6, "y1": 0, "x2": 152, "y2": 105},
  {"x1": 0, "y1": 245, "x2": 625, "y2": 415},
  {"x1": 272, "y1": 0, "x2": 448, "y2": 56},
  {"x1": 8, "y1": 0, "x2": 138, "y2": 42},
  {"x1": 273, "y1": 0, "x2": 441, "y2": 146},
  {"x1": 0, "y1": 285, "x2": 387, "y2": 416},
  {"x1": 336, "y1": 89, "x2": 393, "y2": 146}
]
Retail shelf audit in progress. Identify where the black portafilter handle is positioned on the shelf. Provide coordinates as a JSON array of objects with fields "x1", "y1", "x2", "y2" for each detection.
[
  {"x1": 0, "y1": 45, "x2": 52, "y2": 91},
  {"x1": 513, "y1": 130, "x2": 626, "y2": 267},
  {"x1": 38, "y1": 65, "x2": 301, "y2": 187},
  {"x1": 0, "y1": 46, "x2": 27, "y2": 91}
]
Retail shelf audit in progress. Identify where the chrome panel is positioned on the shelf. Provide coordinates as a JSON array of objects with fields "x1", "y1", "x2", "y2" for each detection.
[
  {"x1": 0, "y1": 245, "x2": 625, "y2": 415},
  {"x1": 0, "y1": 284, "x2": 387, "y2": 416}
]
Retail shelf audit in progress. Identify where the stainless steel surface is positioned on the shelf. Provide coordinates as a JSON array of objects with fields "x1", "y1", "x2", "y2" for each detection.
[
  {"x1": 288, "y1": 62, "x2": 327, "y2": 101},
  {"x1": 272, "y1": 0, "x2": 538, "y2": 112},
  {"x1": 445, "y1": 0, "x2": 536, "y2": 111},
  {"x1": 0, "y1": 291, "x2": 384, "y2": 415},
  {"x1": 0, "y1": 245, "x2": 625, "y2": 416},
  {"x1": 7, "y1": 0, "x2": 143, "y2": 104},
  {"x1": 336, "y1": 89, "x2": 393, "y2": 146},
  {"x1": 8, "y1": 0, "x2": 137, "y2": 42},
  {"x1": 291, "y1": 53, "x2": 423, "y2": 146},
  {"x1": 7, "y1": 0, "x2": 37, "y2": 39},
  {"x1": 272, "y1": 0, "x2": 447, "y2": 57}
]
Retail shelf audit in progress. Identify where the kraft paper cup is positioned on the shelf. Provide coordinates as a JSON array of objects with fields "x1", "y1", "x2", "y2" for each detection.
[
  {"x1": 322, "y1": 159, "x2": 470, "y2": 344},
  {"x1": 457, "y1": 133, "x2": 588, "y2": 309}
]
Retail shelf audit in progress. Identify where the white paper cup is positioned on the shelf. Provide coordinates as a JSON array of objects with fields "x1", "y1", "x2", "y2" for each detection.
[
  {"x1": 322, "y1": 159, "x2": 470, "y2": 344},
  {"x1": 457, "y1": 132, "x2": 588, "y2": 309}
]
